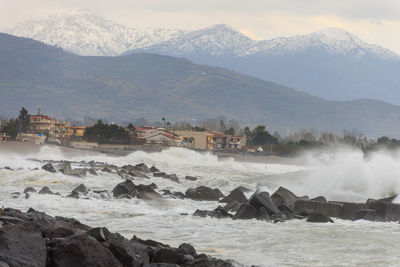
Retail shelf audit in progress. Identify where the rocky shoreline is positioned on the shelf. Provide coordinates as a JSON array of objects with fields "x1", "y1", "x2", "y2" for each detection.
[
  {"x1": 0, "y1": 207, "x2": 238, "y2": 267},
  {"x1": 2, "y1": 158, "x2": 400, "y2": 266}
]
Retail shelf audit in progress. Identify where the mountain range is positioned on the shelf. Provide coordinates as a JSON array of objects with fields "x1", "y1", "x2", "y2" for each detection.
[
  {"x1": 1, "y1": 33, "x2": 400, "y2": 137},
  {"x1": 5, "y1": 11, "x2": 400, "y2": 105}
]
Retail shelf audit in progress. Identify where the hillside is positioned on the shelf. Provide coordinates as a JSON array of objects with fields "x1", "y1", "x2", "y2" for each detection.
[
  {"x1": 1, "y1": 33, "x2": 400, "y2": 137},
  {"x1": 130, "y1": 25, "x2": 400, "y2": 105}
]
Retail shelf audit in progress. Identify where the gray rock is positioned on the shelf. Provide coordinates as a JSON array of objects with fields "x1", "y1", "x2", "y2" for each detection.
[
  {"x1": 219, "y1": 187, "x2": 248, "y2": 204},
  {"x1": 310, "y1": 196, "x2": 327, "y2": 202},
  {"x1": 233, "y1": 204, "x2": 258, "y2": 220},
  {"x1": 23, "y1": 187, "x2": 36, "y2": 194},
  {"x1": 185, "y1": 186, "x2": 223, "y2": 201},
  {"x1": 307, "y1": 212, "x2": 334, "y2": 223},
  {"x1": 294, "y1": 200, "x2": 342, "y2": 218},
  {"x1": 38, "y1": 186, "x2": 57, "y2": 195},
  {"x1": 112, "y1": 179, "x2": 138, "y2": 199},
  {"x1": 41, "y1": 163, "x2": 56, "y2": 173},
  {"x1": 184, "y1": 176, "x2": 197, "y2": 181},
  {"x1": 150, "y1": 166, "x2": 160, "y2": 173},
  {"x1": 249, "y1": 191, "x2": 280, "y2": 215}
]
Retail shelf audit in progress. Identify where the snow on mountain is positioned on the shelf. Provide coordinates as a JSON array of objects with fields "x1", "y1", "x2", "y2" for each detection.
[
  {"x1": 135, "y1": 25, "x2": 398, "y2": 59},
  {"x1": 4, "y1": 10, "x2": 186, "y2": 56}
]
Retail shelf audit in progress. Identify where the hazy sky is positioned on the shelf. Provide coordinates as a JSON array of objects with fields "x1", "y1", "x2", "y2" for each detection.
[{"x1": 1, "y1": 0, "x2": 400, "y2": 52}]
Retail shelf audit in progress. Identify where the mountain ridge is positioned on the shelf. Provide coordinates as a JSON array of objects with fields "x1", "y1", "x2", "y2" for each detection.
[{"x1": 2, "y1": 33, "x2": 400, "y2": 137}]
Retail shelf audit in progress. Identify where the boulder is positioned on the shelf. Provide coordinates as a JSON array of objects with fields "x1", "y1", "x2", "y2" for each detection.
[
  {"x1": 0, "y1": 222, "x2": 47, "y2": 267},
  {"x1": 56, "y1": 162, "x2": 72, "y2": 174},
  {"x1": 294, "y1": 200, "x2": 342, "y2": 218},
  {"x1": 222, "y1": 201, "x2": 242, "y2": 213},
  {"x1": 185, "y1": 176, "x2": 198, "y2": 181},
  {"x1": 112, "y1": 179, "x2": 138, "y2": 199},
  {"x1": 233, "y1": 204, "x2": 258, "y2": 220},
  {"x1": 365, "y1": 200, "x2": 400, "y2": 222},
  {"x1": 88, "y1": 168, "x2": 98, "y2": 176},
  {"x1": 178, "y1": 243, "x2": 197, "y2": 257},
  {"x1": 42, "y1": 163, "x2": 56, "y2": 173},
  {"x1": 271, "y1": 187, "x2": 299, "y2": 213},
  {"x1": 162, "y1": 190, "x2": 185, "y2": 199},
  {"x1": 219, "y1": 187, "x2": 248, "y2": 204},
  {"x1": 185, "y1": 186, "x2": 223, "y2": 201},
  {"x1": 307, "y1": 212, "x2": 334, "y2": 223},
  {"x1": 339, "y1": 203, "x2": 365, "y2": 220},
  {"x1": 166, "y1": 174, "x2": 180, "y2": 183},
  {"x1": 256, "y1": 207, "x2": 271, "y2": 221},
  {"x1": 48, "y1": 233, "x2": 123, "y2": 267},
  {"x1": 354, "y1": 209, "x2": 378, "y2": 221},
  {"x1": 23, "y1": 187, "x2": 36, "y2": 194},
  {"x1": 72, "y1": 184, "x2": 88, "y2": 195},
  {"x1": 38, "y1": 186, "x2": 57, "y2": 195},
  {"x1": 193, "y1": 207, "x2": 232, "y2": 219},
  {"x1": 150, "y1": 166, "x2": 160, "y2": 173},
  {"x1": 249, "y1": 191, "x2": 280, "y2": 215},
  {"x1": 153, "y1": 248, "x2": 186, "y2": 264},
  {"x1": 153, "y1": 172, "x2": 168, "y2": 178},
  {"x1": 134, "y1": 163, "x2": 151, "y2": 173},
  {"x1": 377, "y1": 195, "x2": 398, "y2": 203},
  {"x1": 129, "y1": 169, "x2": 149, "y2": 178}
]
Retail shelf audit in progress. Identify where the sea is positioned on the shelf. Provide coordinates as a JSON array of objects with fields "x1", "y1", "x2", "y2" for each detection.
[{"x1": 1, "y1": 145, "x2": 400, "y2": 266}]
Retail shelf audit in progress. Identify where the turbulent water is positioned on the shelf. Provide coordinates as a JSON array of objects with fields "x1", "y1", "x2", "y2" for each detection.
[{"x1": 1, "y1": 145, "x2": 400, "y2": 266}]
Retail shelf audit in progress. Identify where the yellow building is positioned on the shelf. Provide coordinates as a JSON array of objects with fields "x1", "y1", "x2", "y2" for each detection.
[{"x1": 65, "y1": 126, "x2": 86, "y2": 142}]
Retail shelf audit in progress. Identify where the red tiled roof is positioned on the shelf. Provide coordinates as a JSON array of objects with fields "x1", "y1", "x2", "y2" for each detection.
[{"x1": 29, "y1": 115, "x2": 56, "y2": 121}]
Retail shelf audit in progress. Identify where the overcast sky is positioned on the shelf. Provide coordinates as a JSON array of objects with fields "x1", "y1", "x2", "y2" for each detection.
[{"x1": 1, "y1": 0, "x2": 400, "y2": 53}]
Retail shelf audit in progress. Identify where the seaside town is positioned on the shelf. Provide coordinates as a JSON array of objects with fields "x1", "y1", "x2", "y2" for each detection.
[{"x1": 0, "y1": 108, "x2": 252, "y2": 153}]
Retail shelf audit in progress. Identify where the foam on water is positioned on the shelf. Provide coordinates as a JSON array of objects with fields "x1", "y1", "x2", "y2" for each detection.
[{"x1": 1, "y1": 145, "x2": 400, "y2": 266}]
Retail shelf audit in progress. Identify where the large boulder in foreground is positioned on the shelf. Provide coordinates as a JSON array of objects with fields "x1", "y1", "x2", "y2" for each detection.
[
  {"x1": 48, "y1": 233, "x2": 124, "y2": 267},
  {"x1": 185, "y1": 186, "x2": 224, "y2": 201},
  {"x1": 249, "y1": 191, "x2": 280, "y2": 215},
  {"x1": 233, "y1": 204, "x2": 258, "y2": 220},
  {"x1": 0, "y1": 221, "x2": 47, "y2": 267},
  {"x1": 219, "y1": 187, "x2": 248, "y2": 204},
  {"x1": 365, "y1": 200, "x2": 400, "y2": 222}
]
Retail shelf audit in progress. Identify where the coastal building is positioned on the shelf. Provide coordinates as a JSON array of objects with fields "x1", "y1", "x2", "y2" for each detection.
[
  {"x1": 135, "y1": 126, "x2": 183, "y2": 146},
  {"x1": 29, "y1": 114, "x2": 70, "y2": 144},
  {"x1": 65, "y1": 126, "x2": 86, "y2": 142},
  {"x1": 176, "y1": 130, "x2": 209, "y2": 150},
  {"x1": 226, "y1": 135, "x2": 246, "y2": 149}
]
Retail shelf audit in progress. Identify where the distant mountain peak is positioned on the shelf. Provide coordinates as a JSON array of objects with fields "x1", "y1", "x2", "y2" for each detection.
[{"x1": 4, "y1": 11, "x2": 186, "y2": 56}]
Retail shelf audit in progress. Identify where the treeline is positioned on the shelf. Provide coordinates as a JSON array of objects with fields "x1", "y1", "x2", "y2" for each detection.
[
  {"x1": 84, "y1": 120, "x2": 132, "y2": 144},
  {"x1": 1, "y1": 108, "x2": 30, "y2": 140}
]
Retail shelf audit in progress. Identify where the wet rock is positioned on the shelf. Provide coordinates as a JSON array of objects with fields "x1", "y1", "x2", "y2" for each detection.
[
  {"x1": 233, "y1": 204, "x2": 258, "y2": 220},
  {"x1": 153, "y1": 172, "x2": 167, "y2": 178},
  {"x1": 88, "y1": 168, "x2": 98, "y2": 176},
  {"x1": 134, "y1": 163, "x2": 151, "y2": 173},
  {"x1": 129, "y1": 169, "x2": 149, "y2": 179},
  {"x1": 185, "y1": 186, "x2": 223, "y2": 201},
  {"x1": 25, "y1": 193, "x2": 31, "y2": 199},
  {"x1": 249, "y1": 191, "x2": 280, "y2": 215},
  {"x1": 23, "y1": 187, "x2": 36, "y2": 194},
  {"x1": 102, "y1": 167, "x2": 113, "y2": 172},
  {"x1": 150, "y1": 166, "x2": 160, "y2": 173},
  {"x1": 112, "y1": 179, "x2": 138, "y2": 199},
  {"x1": 307, "y1": 212, "x2": 334, "y2": 223},
  {"x1": 166, "y1": 174, "x2": 180, "y2": 183},
  {"x1": 178, "y1": 243, "x2": 197, "y2": 257},
  {"x1": 365, "y1": 200, "x2": 400, "y2": 222},
  {"x1": 376, "y1": 195, "x2": 398, "y2": 203},
  {"x1": 294, "y1": 200, "x2": 342, "y2": 218},
  {"x1": 0, "y1": 216, "x2": 24, "y2": 224},
  {"x1": 193, "y1": 207, "x2": 232, "y2": 219},
  {"x1": 310, "y1": 196, "x2": 327, "y2": 202},
  {"x1": 354, "y1": 209, "x2": 378, "y2": 221},
  {"x1": 48, "y1": 233, "x2": 123, "y2": 267},
  {"x1": 219, "y1": 187, "x2": 248, "y2": 204},
  {"x1": 38, "y1": 186, "x2": 57, "y2": 195},
  {"x1": 153, "y1": 248, "x2": 186, "y2": 264},
  {"x1": 271, "y1": 187, "x2": 299, "y2": 213},
  {"x1": 42, "y1": 163, "x2": 56, "y2": 173},
  {"x1": 185, "y1": 176, "x2": 198, "y2": 181},
  {"x1": 88, "y1": 227, "x2": 107, "y2": 242},
  {"x1": 56, "y1": 162, "x2": 72, "y2": 174},
  {"x1": 222, "y1": 201, "x2": 242, "y2": 213},
  {"x1": 340, "y1": 203, "x2": 365, "y2": 220},
  {"x1": 0, "y1": 222, "x2": 47, "y2": 267},
  {"x1": 256, "y1": 207, "x2": 271, "y2": 221},
  {"x1": 72, "y1": 184, "x2": 88, "y2": 195},
  {"x1": 162, "y1": 190, "x2": 185, "y2": 199}
]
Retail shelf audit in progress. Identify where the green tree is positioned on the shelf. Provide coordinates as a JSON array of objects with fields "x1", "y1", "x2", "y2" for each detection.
[
  {"x1": 16, "y1": 107, "x2": 30, "y2": 133},
  {"x1": 244, "y1": 125, "x2": 277, "y2": 145},
  {"x1": 224, "y1": 127, "x2": 235, "y2": 135},
  {"x1": 2, "y1": 119, "x2": 18, "y2": 140},
  {"x1": 84, "y1": 120, "x2": 131, "y2": 144}
]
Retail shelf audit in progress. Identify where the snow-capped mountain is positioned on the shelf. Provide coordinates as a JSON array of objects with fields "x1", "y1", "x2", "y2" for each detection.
[
  {"x1": 131, "y1": 25, "x2": 400, "y2": 105},
  {"x1": 131, "y1": 25, "x2": 398, "y2": 59},
  {"x1": 4, "y1": 10, "x2": 186, "y2": 56}
]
